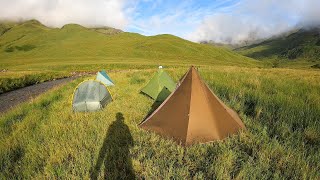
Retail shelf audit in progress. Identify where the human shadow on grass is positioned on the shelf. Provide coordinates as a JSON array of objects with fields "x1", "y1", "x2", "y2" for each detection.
[{"x1": 90, "y1": 112, "x2": 135, "y2": 180}]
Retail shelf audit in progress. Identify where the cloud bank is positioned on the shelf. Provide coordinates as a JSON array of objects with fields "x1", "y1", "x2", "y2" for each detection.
[
  {"x1": 188, "y1": 0, "x2": 320, "y2": 44},
  {"x1": 0, "y1": 0, "x2": 128, "y2": 29}
]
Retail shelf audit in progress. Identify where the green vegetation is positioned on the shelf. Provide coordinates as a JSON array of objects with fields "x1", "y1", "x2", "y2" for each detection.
[
  {"x1": 5, "y1": 44, "x2": 36, "y2": 53},
  {"x1": 311, "y1": 63, "x2": 320, "y2": 69},
  {"x1": 0, "y1": 20, "x2": 259, "y2": 72},
  {"x1": 0, "y1": 19, "x2": 260, "y2": 91},
  {"x1": 236, "y1": 28, "x2": 320, "y2": 68},
  {"x1": 0, "y1": 20, "x2": 319, "y2": 179},
  {"x1": 92, "y1": 27, "x2": 123, "y2": 35},
  {"x1": 0, "y1": 67, "x2": 319, "y2": 179},
  {"x1": 0, "y1": 21, "x2": 16, "y2": 36},
  {"x1": 0, "y1": 71, "x2": 69, "y2": 93}
]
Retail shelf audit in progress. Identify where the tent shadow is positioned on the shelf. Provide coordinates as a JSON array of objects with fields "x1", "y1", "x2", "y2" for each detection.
[
  {"x1": 141, "y1": 100, "x2": 163, "y2": 123},
  {"x1": 90, "y1": 112, "x2": 135, "y2": 180},
  {"x1": 140, "y1": 86, "x2": 172, "y2": 102},
  {"x1": 139, "y1": 91, "x2": 151, "y2": 99},
  {"x1": 155, "y1": 87, "x2": 172, "y2": 102},
  {"x1": 140, "y1": 86, "x2": 173, "y2": 122}
]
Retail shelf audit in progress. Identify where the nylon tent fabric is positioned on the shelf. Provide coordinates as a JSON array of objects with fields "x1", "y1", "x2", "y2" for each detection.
[
  {"x1": 72, "y1": 80, "x2": 112, "y2": 112},
  {"x1": 139, "y1": 66, "x2": 245, "y2": 146},
  {"x1": 96, "y1": 70, "x2": 114, "y2": 86},
  {"x1": 140, "y1": 68, "x2": 176, "y2": 102}
]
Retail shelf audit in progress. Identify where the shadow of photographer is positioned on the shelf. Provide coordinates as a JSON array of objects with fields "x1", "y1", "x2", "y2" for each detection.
[{"x1": 91, "y1": 112, "x2": 135, "y2": 179}]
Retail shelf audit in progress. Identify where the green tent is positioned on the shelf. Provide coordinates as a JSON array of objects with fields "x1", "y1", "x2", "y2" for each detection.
[
  {"x1": 96, "y1": 70, "x2": 114, "y2": 86},
  {"x1": 72, "y1": 80, "x2": 112, "y2": 112},
  {"x1": 141, "y1": 68, "x2": 176, "y2": 102}
]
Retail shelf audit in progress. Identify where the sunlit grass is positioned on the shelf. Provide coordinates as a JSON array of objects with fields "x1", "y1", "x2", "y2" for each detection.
[
  {"x1": 0, "y1": 70, "x2": 70, "y2": 93},
  {"x1": 0, "y1": 21, "x2": 260, "y2": 71},
  {"x1": 0, "y1": 67, "x2": 319, "y2": 179}
]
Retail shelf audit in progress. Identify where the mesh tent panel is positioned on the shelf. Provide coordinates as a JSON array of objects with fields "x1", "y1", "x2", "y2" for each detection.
[{"x1": 73, "y1": 80, "x2": 112, "y2": 112}]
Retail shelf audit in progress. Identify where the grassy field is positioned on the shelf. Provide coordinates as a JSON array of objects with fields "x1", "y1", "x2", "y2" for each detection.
[
  {"x1": 0, "y1": 70, "x2": 70, "y2": 93},
  {"x1": 0, "y1": 20, "x2": 262, "y2": 92},
  {"x1": 0, "y1": 20, "x2": 319, "y2": 179},
  {"x1": 0, "y1": 66, "x2": 319, "y2": 179}
]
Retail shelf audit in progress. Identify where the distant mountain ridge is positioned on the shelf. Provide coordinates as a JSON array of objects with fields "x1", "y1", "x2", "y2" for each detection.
[
  {"x1": 0, "y1": 19, "x2": 123, "y2": 36},
  {"x1": 0, "y1": 20, "x2": 259, "y2": 70},
  {"x1": 235, "y1": 27, "x2": 320, "y2": 61}
]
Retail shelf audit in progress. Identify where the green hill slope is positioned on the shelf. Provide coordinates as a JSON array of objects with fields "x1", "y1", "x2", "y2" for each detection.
[
  {"x1": 0, "y1": 20, "x2": 259, "y2": 70},
  {"x1": 236, "y1": 28, "x2": 320, "y2": 68}
]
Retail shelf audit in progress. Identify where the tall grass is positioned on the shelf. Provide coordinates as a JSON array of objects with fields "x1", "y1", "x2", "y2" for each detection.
[
  {"x1": 0, "y1": 67, "x2": 319, "y2": 179},
  {"x1": 0, "y1": 71, "x2": 70, "y2": 93}
]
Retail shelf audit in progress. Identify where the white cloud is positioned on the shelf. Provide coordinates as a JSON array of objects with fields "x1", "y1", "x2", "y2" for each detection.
[
  {"x1": 188, "y1": 0, "x2": 320, "y2": 44},
  {"x1": 297, "y1": 0, "x2": 320, "y2": 27},
  {"x1": 0, "y1": 0, "x2": 128, "y2": 29},
  {"x1": 1, "y1": 0, "x2": 319, "y2": 43}
]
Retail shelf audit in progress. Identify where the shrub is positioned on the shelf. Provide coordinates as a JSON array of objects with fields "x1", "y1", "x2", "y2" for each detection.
[
  {"x1": 4, "y1": 45, "x2": 36, "y2": 53},
  {"x1": 0, "y1": 73, "x2": 68, "y2": 94}
]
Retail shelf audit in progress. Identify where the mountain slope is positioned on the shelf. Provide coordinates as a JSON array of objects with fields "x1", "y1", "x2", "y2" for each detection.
[
  {"x1": 0, "y1": 20, "x2": 259, "y2": 70},
  {"x1": 92, "y1": 27, "x2": 123, "y2": 35},
  {"x1": 236, "y1": 28, "x2": 320, "y2": 61}
]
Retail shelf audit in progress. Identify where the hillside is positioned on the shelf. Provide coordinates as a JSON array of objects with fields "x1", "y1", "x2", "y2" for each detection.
[
  {"x1": 0, "y1": 20, "x2": 259, "y2": 71},
  {"x1": 92, "y1": 27, "x2": 123, "y2": 35},
  {"x1": 0, "y1": 21, "x2": 17, "y2": 36},
  {"x1": 236, "y1": 28, "x2": 320, "y2": 68}
]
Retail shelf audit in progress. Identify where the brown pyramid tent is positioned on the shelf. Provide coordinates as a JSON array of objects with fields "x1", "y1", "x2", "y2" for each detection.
[{"x1": 139, "y1": 66, "x2": 245, "y2": 146}]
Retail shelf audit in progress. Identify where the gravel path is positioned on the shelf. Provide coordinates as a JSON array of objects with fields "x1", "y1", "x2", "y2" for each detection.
[{"x1": 0, "y1": 77, "x2": 76, "y2": 114}]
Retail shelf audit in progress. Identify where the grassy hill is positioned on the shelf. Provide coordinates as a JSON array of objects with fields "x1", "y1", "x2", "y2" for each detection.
[
  {"x1": 0, "y1": 20, "x2": 259, "y2": 71},
  {"x1": 236, "y1": 28, "x2": 320, "y2": 68},
  {"x1": 92, "y1": 27, "x2": 123, "y2": 35},
  {"x1": 0, "y1": 20, "x2": 260, "y2": 93}
]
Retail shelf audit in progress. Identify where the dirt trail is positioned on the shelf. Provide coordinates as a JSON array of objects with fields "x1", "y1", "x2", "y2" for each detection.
[{"x1": 0, "y1": 77, "x2": 76, "y2": 114}]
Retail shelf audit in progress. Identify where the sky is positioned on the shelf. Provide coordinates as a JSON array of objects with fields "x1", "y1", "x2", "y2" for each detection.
[{"x1": 0, "y1": 0, "x2": 319, "y2": 44}]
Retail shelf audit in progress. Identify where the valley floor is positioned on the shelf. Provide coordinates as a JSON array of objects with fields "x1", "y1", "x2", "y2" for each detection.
[{"x1": 0, "y1": 65, "x2": 319, "y2": 179}]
